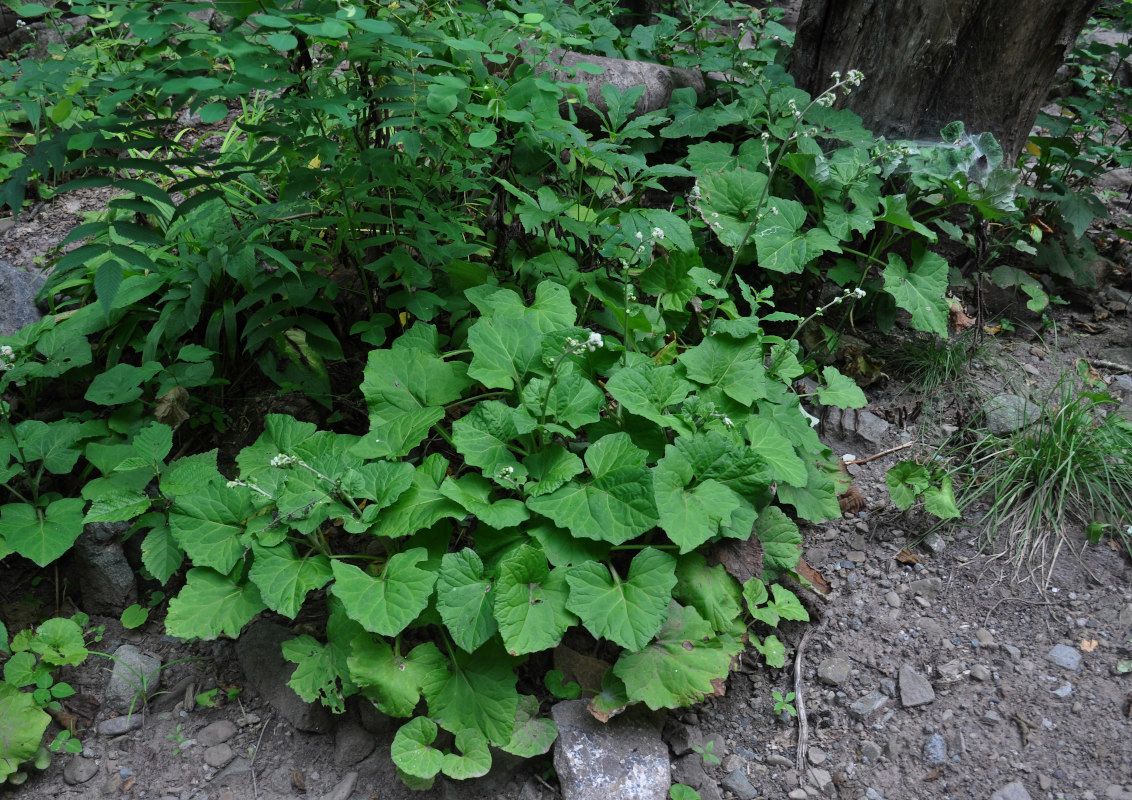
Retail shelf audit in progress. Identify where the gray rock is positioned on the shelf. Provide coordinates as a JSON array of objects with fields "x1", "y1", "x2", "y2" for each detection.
[
  {"x1": 807, "y1": 767, "x2": 834, "y2": 795},
  {"x1": 104, "y1": 644, "x2": 161, "y2": 714},
  {"x1": 721, "y1": 768, "x2": 758, "y2": 800},
  {"x1": 235, "y1": 620, "x2": 333, "y2": 733},
  {"x1": 662, "y1": 719, "x2": 701, "y2": 757},
  {"x1": 212, "y1": 757, "x2": 253, "y2": 787},
  {"x1": 1119, "y1": 604, "x2": 1132, "y2": 627},
  {"x1": 334, "y1": 720, "x2": 377, "y2": 766},
  {"x1": 197, "y1": 720, "x2": 238, "y2": 747},
  {"x1": 921, "y1": 531, "x2": 946, "y2": 553},
  {"x1": 860, "y1": 740, "x2": 883, "y2": 761},
  {"x1": 99, "y1": 714, "x2": 142, "y2": 736},
  {"x1": 320, "y1": 771, "x2": 359, "y2": 800},
  {"x1": 63, "y1": 757, "x2": 99, "y2": 785},
  {"x1": 817, "y1": 657, "x2": 851, "y2": 686},
  {"x1": 884, "y1": 591, "x2": 901, "y2": 608},
  {"x1": 970, "y1": 664, "x2": 992, "y2": 682},
  {"x1": 671, "y1": 755, "x2": 716, "y2": 800},
  {"x1": 765, "y1": 753, "x2": 793, "y2": 768},
  {"x1": 1045, "y1": 644, "x2": 1081, "y2": 670},
  {"x1": 899, "y1": 665, "x2": 935, "y2": 707},
  {"x1": 73, "y1": 522, "x2": 138, "y2": 616},
  {"x1": 0, "y1": 259, "x2": 45, "y2": 337},
  {"x1": 1003, "y1": 644, "x2": 1022, "y2": 662},
  {"x1": 975, "y1": 628, "x2": 996, "y2": 647},
  {"x1": 204, "y1": 743, "x2": 236, "y2": 768},
  {"x1": 552, "y1": 699, "x2": 669, "y2": 800},
  {"x1": 848, "y1": 690, "x2": 889, "y2": 720},
  {"x1": 908, "y1": 576, "x2": 942, "y2": 600},
  {"x1": 806, "y1": 746, "x2": 826, "y2": 766},
  {"x1": 865, "y1": 789, "x2": 885, "y2": 800},
  {"x1": 990, "y1": 780, "x2": 1033, "y2": 800},
  {"x1": 983, "y1": 394, "x2": 1042, "y2": 435},
  {"x1": 922, "y1": 733, "x2": 947, "y2": 765},
  {"x1": 1052, "y1": 682, "x2": 1073, "y2": 698}
]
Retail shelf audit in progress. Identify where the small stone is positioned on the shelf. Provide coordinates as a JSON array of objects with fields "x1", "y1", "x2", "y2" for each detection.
[
  {"x1": 204, "y1": 743, "x2": 236, "y2": 769},
  {"x1": 766, "y1": 753, "x2": 793, "y2": 768},
  {"x1": 922, "y1": 532, "x2": 946, "y2": 553},
  {"x1": 1052, "y1": 683, "x2": 1073, "y2": 698},
  {"x1": 788, "y1": 790, "x2": 809, "y2": 800},
  {"x1": 1119, "y1": 604, "x2": 1132, "y2": 626},
  {"x1": 922, "y1": 733, "x2": 947, "y2": 765},
  {"x1": 975, "y1": 628, "x2": 996, "y2": 646},
  {"x1": 197, "y1": 720, "x2": 237, "y2": 747},
  {"x1": 990, "y1": 780, "x2": 1033, "y2": 800},
  {"x1": 721, "y1": 769, "x2": 758, "y2": 800},
  {"x1": 885, "y1": 591, "x2": 901, "y2": 608},
  {"x1": 104, "y1": 644, "x2": 162, "y2": 714},
  {"x1": 899, "y1": 665, "x2": 935, "y2": 707},
  {"x1": 1003, "y1": 644, "x2": 1022, "y2": 661},
  {"x1": 99, "y1": 715, "x2": 143, "y2": 736},
  {"x1": 847, "y1": 550, "x2": 866, "y2": 562},
  {"x1": 806, "y1": 747, "x2": 826, "y2": 766},
  {"x1": 1039, "y1": 774, "x2": 1052, "y2": 791},
  {"x1": 817, "y1": 657, "x2": 851, "y2": 686},
  {"x1": 936, "y1": 659, "x2": 965, "y2": 683},
  {"x1": 848, "y1": 690, "x2": 889, "y2": 720},
  {"x1": 319, "y1": 772, "x2": 359, "y2": 800},
  {"x1": 1045, "y1": 644, "x2": 1081, "y2": 670},
  {"x1": 860, "y1": 740, "x2": 882, "y2": 761},
  {"x1": 63, "y1": 757, "x2": 99, "y2": 785},
  {"x1": 865, "y1": 789, "x2": 885, "y2": 800},
  {"x1": 807, "y1": 767, "x2": 834, "y2": 795},
  {"x1": 970, "y1": 664, "x2": 992, "y2": 681},
  {"x1": 908, "y1": 577, "x2": 943, "y2": 600}
]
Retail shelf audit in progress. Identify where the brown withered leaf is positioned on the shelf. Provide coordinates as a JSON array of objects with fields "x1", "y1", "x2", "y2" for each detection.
[
  {"x1": 1080, "y1": 638, "x2": 1098, "y2": 653},
  {"x1": 838, "y1": 486, "x2": 867, "y2": 515},
  {"x1": 794, "y1": 555, "x2": 831, "y2": 596},
  {"x1": 923, "y1": 767, "x2": 944, "y2": 782},
  {"x1": 586, "y1": 699, "x2": 627, "y2": 724},
  {"x1": 154, "y1": 385, "x2": 191, "y2": 429},
  {"x1": 947, "y1": 297, "x2": 976, "y2": 332},
  {"x1": 896, "y1": 548, "x2": 923, "y2": 565},
  {"x1": 1073, "y1": 318, "x2": 1105, "y2": 334}
]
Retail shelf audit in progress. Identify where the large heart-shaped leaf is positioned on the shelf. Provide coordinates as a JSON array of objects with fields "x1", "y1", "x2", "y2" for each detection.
[
  {"x1": 330, "y1": 549, "x2": 438, "y2": 637},
  {"x1": 494, "y1": 545, "x2": 575, "y2": 655},
  {"x1": 565, "y1": 548, "x2": 676, "y2": 651}
]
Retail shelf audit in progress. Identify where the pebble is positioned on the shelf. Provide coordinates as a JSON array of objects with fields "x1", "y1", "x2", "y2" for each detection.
[
  {"x1": 320, "y1": 772, "x2": 360, "y2": 800},
  {"x1": 922, "y1": 733, "x2": 948, "y2": 765},
  {"x1": 788, "y1": 790, "x2": 808, "y2": 800},
  {"x1": 975, "y1": 628, "x2": 996, "y2": 646},
  {"x1": 99, "y1": 715, "x2": 143, "y2": 736},
  {"x1": 990, "y1": 781, "x2": 1033, "y2": 800},
  {"x1": 766, "y1": 753, "x2": 793, "y2": 768},
  {"x1": 1052, "y1": 683, "x2": 1073, "y2": 698},
  {"x1": 1045, "y1": 644, "x2": 1082, "y2": 670},
  {"x1": 909, "y1": 577, "x2": 943, "y2": 600},
  {"x1": 922, "y1": 532, "x2": 946, "y2": 553},
  {"x1": 807, "y1": 767, "x2": 834, "y2": 795},
  {"x1": 1003, "y1": 644, "x2": 1022, "y2": 661},
  {"x1": 849, "y1": 690, "x2": 889, "y2": 720},
  {"x1": 884, "y1": 591, "x2": 901, "y2": 608},
  {"x1": 62, "y1": 757, "x2": 99, "y2": 785},
  {"x1": 722, "y1": 769, "x2": 758, "y2": 800},
  {"x1": 898, "y1": 664, "x2": 936, "y2": 707},
  {"x1": 197, "y1": 720, "x2": 238, "y2": 747},
  {"x1": 806, "y1": 746, "x2": 826, "y2": 766},
  {"x1": 860, "y1": 740, "x2": 883, "y2": 761},
  {"x1": 817, "y1": 657, "x2": 851, "y2": 686},
  {"x1": 970, "y1": 664, "x2": 992, "y2": 681},
  {"x1": 204, "y1": 743, "x2": 236, "y2": 769}
]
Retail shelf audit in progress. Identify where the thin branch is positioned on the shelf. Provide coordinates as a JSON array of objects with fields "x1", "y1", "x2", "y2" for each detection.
[
  {"x1": 843, "y1": 441, "x2": 916, "y2": 465},
  {"x1": 794, "y1": 625, "x2": 815, "y2": 771}
]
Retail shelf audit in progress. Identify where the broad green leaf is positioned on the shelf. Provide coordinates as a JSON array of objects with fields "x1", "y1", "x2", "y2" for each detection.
[
  {"x1": 452, "y1": 401, "x2": 531, "y2": 485},
  {"x1": 744, "y1": 418, "x2": 807, "y2": 487},
  {"x1": 521, "y1": 372, "x2": 604, "y2": 429},
  {"x1": 236, "y1": 414, "x2": 319, "y2": 478},
  {"x1": 281, "y1": 633, "x2": 354, "y2": 714},
  {"x1": 442, "y1": 729, "x2": 492, "y2": 779},
  {"x1": 169, "y1": 481, "x2": 253, "y2": 574},
  {"x1": 817, "y1": 366, "x2": 867, "y2": 409},
  {"x1": 165, "y1": 567, "x2": 266, "y2": 640},
  {"x1": 613, "y1": 602, "x2": 743, "y2": 709},
  {"x1": 696, "y1": 169, "x2": 768, "y2": 253},
  {"x1": 522, "y1": 446, "x2": 584, "y2": 497},
  {"x1": 754, "y1": 506, "x2": 802, "y2": 574},
  {"x1": 673, "y1": 553, "x2": 743, "y2": 633},
  {"x1": 680, "y1": 334, "x2": 766, "y2": 405},
  {"x1": 885, "y1": 461, "x2": 929, "y2": 510},
  {"x1": 585, "y1": 432, "x2": 649, "y2": 478},
  {"x1": 338, "y1": 460, "x2": 415, "y2": 512},
  {"x1": 777, "y1": 459, "x2": 841, "y2": 523},
  {"x1": 121, "y1": 604, "x2": 148, "y2": 629},
  {"x1": 391, "y1": 717, "x2": 443, "y2": 780},
  {"x1": 671, "y1": 785, "x2": 704, "y2": 800},
  {"x1": 467, "y1": 311, "x2": 542, "y2": 390},
  {"x1": 768, "y1": 583, "x2": 809, "y2": 622},
  {"x1": 924, "y1": 475, "x2": 961, "y2": 519},
  {"x1": 672, "y1": 432, "x2": 772, "y2": 496},
  {"x1": 371, "y1": 455, "x2": 465, "y2": 539},
  {"x1": 527, "y1": 520, "x2": 611, "y2": 567},
  {"x1": 526, "y1": 468, "x2": 657, "y2": 545},
  {"x1": 467, "y1": 281, "x2": 577, "y2": 334},
  {"x1": 754, "y1": 196, "x2": 841, "y2": 274},
  {"x1": 421, "y1": 641, "x2": 518, "y2": 745},
  {"x1": 605, "y1": 364, "x2": 694, "y2": 432},
  {"x1": 439, "y1": 473, "x2": 529, "y2": 529},
  {"x1": 84, "y1": 362, "x2": 163, "y2": 405},
  {"x1": 141, "y1": 520, "x2": 184, "y2": 583},
  {"x1": 0, "y1": 498, "x2": 85, "y2": 567},
  {"x1": 83, "y1": 488, "x2": 152, "y2": 523},
  {"x1": 565, "y1": 547, "x2": 676, "y2": 651},
  {"x1": 494, "y1": 545, "x2": 575, "y2": 656},
  {"x1": 13, "y1": 420, "x2": 82, "y2": 474},
  {"x1": 348, "y1": 636, "x2": 446, "y2": 718},
  {"x1": 754, "y1": 634, "x2": 787, "y2": 667},
  {"x1": 29, "y1": 618, "x2": 86, "y2": 666},
  {"x1": 877, "y1": 194, "x2": 936, "y2": 240},
  {"x1": 330, "y1": 549, "x2": 438, "y2": 637},
  {"x1": 248, "y1": 542, "x2": 333, "y2": 619},
  {"x1": 882, "y1": 248, "x2": 949, "y2": 338},
  {"x1": 0, "y1": 682, "x2": 50, "y2": 782},
  {"x1": 742, "y1": 577, "x2": 769, "y2": 616},
  {"x1": 436, "y1": 549, "x2": 498, "y2": 653},
  {"x1": 653, "y1": 445, "x2": 742, "y2": 553},
  {"x1": 502, "y1": 694, "x2": 557, "y2": 757}
]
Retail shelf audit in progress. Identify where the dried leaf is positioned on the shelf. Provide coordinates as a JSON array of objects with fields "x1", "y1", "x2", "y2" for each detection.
[
  {"x1": 154, "y1": 385, "x2": 191, "y2": 429},
  {"x1": 794, "y1": 555, "x2": 831, "y2": 596},
  {"x1": 923, "y1": 767, "x2": 943, "y2": 782},
  {"x1": 895, "y1": 548, "x2": 923, "y2": 565},
  {"x1": 838, "y1": 486, "x2": 867, "y2": 514},
  {"x1": 1073, "y1": 318, "x2": 1105, "y2": 334},
  {"x1": 1080, "y1": 638, "x2": 1098, "y2": 653},
  {"x1": 947, "y1": 297, "x2": 975, "y2": 332},
  {"x1": 983, "y1": 324, "x2": 1002, "y2": 336}
]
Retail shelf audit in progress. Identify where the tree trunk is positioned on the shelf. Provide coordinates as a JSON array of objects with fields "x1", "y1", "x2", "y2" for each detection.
[{"x1": 789, "y1": 0, "x2": 1101, "y2": 162}]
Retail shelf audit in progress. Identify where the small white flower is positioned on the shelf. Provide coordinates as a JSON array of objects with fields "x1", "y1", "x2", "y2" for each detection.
[
  {"x1": 0, "y1": 346, "x2": 13, "y2": 360},
  {"x1": 226, "y1": 480, "x2": 242, "y2": 489},
  {"x1": 816, "y1": 93, "x2": 834, "y2": 107},
  {"x1": 787, "y1": 98, "x2": 799, "y2": 117},
  {"x1": 270, "y1": 453, "x2": 295, "y2": 468},
  {"x1": 722, "y1": 416, "x2": 733, "y2": 429},
  {"x1": 651, "y1": 227, "x2": 664, "y2": 241},
  {"x1": 498, "y1": 466, "x2": 515, "y2": 478},
  {"x1": 635, "y1": 231, "x2": 644, "y2": 241},
  {"x1": 799, "y1": 406, "x2": 820, "y2": 428},
  {"x1": 584, "y1": 332, "x2": 604, "y2": 351},
  {"x1": 847, "y1": 69, "x2": 864, "y2": 86},
  {"x1": 831, "y1": 71, "x2": 842, "y2": 82},
  {"x1": 851, "y1": 287, "x2": 867, "y2": 299}
]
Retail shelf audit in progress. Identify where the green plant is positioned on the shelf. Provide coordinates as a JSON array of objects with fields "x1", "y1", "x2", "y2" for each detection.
[
  {"x1": 880, "y1": 330, "x2": 980, "y2": 399},
  {"x1": 195, "y1": 686, "x2": 240, "y2": 708},
  {"x1": 886, "y1": 458, "x2": 962, "y2": 521},
  {"x1": 166, "y1": 724, "x2": 188, "y2": 757},
  {"x1": 771, "y1": 689, "x2": 796, "y2": 718},
  {"x1": 955, "y1": 380, "x2": 1132, "y2": 574},
  {"x1": 691, "y1": 739, "x2": 721, "y2": 765},
  {"x1": 670, "y1": 785, "x2": 704, "y2": 800}
]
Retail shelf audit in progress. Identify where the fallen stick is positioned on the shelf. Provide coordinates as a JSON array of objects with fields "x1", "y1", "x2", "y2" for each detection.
[
  {"x1": 794, "y1": 625, "x2": 815, "y2": 771},
  {"x1": 843, "y1": 441, "x2": 915, "y2": 465},
  {"x1": 1090, "y1": 358, "x2": 1132, "y2": 374}
]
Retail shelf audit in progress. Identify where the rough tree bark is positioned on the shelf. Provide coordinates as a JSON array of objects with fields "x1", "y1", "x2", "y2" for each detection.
[{"x1": 789, "y1": 0, "x2": 1102, "y2": 162}]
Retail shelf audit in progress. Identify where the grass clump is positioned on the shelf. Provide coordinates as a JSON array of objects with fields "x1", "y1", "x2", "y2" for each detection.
[{"x1": 957, "y1": 382, "x2": 1132, "y2": 578}]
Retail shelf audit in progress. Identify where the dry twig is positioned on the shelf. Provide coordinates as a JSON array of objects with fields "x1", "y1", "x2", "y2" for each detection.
[
  {"x1": 843, "y1": 441, "x2": 915, "y2": 465},
  {"x1": 794, "y1": 625, "x2": 815, "y2": 771}
]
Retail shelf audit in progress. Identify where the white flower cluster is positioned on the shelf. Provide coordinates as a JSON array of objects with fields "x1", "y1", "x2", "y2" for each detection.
[
  {"x1": 270, "y1": 453, "x2": 296, "y2": 468},
  {"x1": 0, "y1": 345, "x2": 14, "y2": 372},
  {"x1": 565, "y1": 331, "x2": 604, "y2": 354}
]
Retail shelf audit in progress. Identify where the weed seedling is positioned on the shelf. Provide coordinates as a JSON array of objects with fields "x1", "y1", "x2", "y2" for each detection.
[{"x1": 772, "y1": 690, "x2": 798, "y2": 718}]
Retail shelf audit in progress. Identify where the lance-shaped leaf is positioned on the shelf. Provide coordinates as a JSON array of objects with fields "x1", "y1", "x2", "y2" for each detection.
[
  {"x1": 165, "y1": 567, "x2": 266, "y2": 640},
  {"x1": 565, "y1": 547, "x2": 676, "y2": 651},
  {"x1": 521, "y1": 372, "x2": 604, "y2": 429},
  {"x1": 612, "y1": 602, "x2": 743, "y2": 710},
  {"x1": 502, "y1": 694, "x2": 557, "y2": 757},
  {"x1": 605, "y1": 363, "x2": 694, "y2": 432},
  {"x1": 330, "y1": 549, "x2": 438, "y2": 637},
  {"x1": 673, "y1": 553, "x2": 743, "y2": 634},
  {"x1": 391, "y1": 717, "x2": 443, "y2": 780},
  {"x1": 754, "y1": 195, "x2": 841, "y2": 274},
  {"x1": 169, "y1": 480, "x2": 253, "y2": 574},
  {"x1": 493, "y1": 545, "x2": 575, "y2": 656},
  {"x1": 653, "y1": 446, "x2": 743, "y2": 553},
  {"x1": 436, "y1": 549, "x2": 497, "y2": 653},
  {"x1": 421, "y1": 640, "x2": 518, "y2": 745},
  {"x1": 882, "y1": 247, "x2": 949, "y2": 338},
  {"x1": 371, "y1": 455, "x2": 465, "y2": 539},
  {"x1": 249, "y1": 542, "x2": 333, "y2": 619},
  {"x1": 442, "y1": 729, "x2": 492, "y2": 780},
  {"x1": 680, "y1": 333, "x2": 767, "y2": 406},
  {"x1": 452, "y1": 401, "x2": 532, "y2": 485},
  {"x1": 348, "y1": 635, "x2": 446, "y2": 718}
]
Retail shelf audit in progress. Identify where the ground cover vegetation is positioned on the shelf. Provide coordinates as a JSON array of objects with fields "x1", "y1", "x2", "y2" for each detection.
[{"x1": 0, "y1": 0, "x2": 1128, "y2": 789}]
